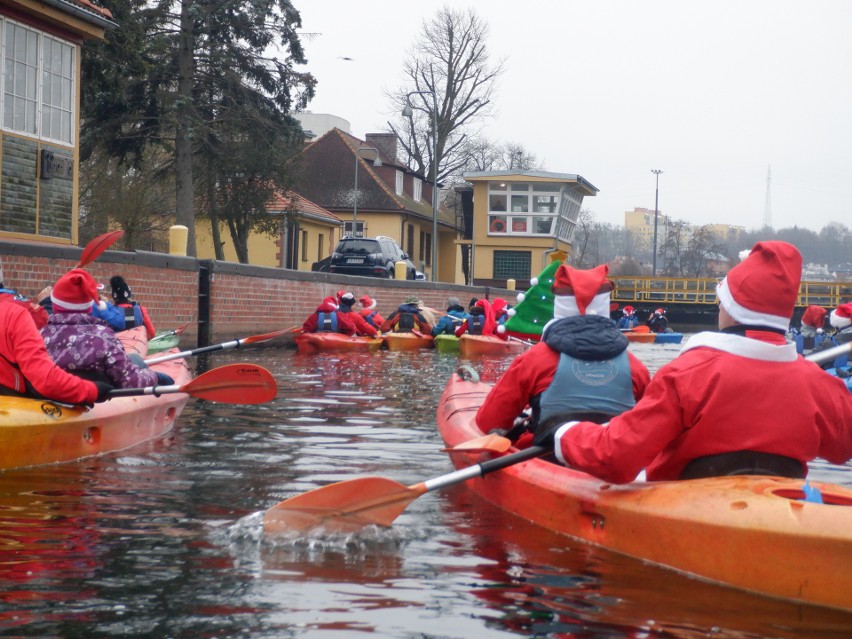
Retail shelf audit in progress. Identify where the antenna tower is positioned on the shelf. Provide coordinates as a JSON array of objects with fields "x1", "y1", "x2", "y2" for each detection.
[{"x1": 763, "y1": 165, "x2": 772, "y2": 229}]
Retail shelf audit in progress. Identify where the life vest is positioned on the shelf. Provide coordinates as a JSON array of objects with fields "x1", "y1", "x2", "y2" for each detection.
[
  {"x1": 538, "y1": 350, "x2": 635, "y2": 427},
  {"x1": 397, "y1": 312, "x2": 416, "y2": 332},
  {"x1": 468, "y1": 314, "x2": 485, "y2": 335},
  {"x1": 316, "y1": 312, "x2": 338, "y2": 333},
  {"x1": 120, "y1": 303, "x2": 143, "y2": 329},
  {"x1": 362, "y1": 311, "x2": 379, "y2": 328}
]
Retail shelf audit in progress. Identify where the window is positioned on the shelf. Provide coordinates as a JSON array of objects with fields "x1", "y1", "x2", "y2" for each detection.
[
  {"x1": 406, "y1": 224, "x2": 414, "y2": 256},
  {"x1": 419, "y1": 230, "x2": 425, "y2": 262},
  {"x1": 344, "y1": 221, "x2": 365, "y2": 237},
  {"x1": 2, "y1": 20, "x2": 75, "y2": 144},
  {"x1": 425, "y1": 233, "x2": 432, "y2": 267},
  {"x1": 301, "y1": 230, "x2": 308, "y2": 262},
  {"x1": 413, "y1": 177, "x2": 422, "y2": 202},
  {"x1": 493, "y1": 250, "x2": 531, "y2": 281},
  {"x1": 395, "y1": 170, "x2": 403, "y2": 195},
  {"x1": 318, "y1": 234, "x2": 324, "y2": 261},
  {"x1": 487, "y1": 181, "x2": 569, "y2": 237}
]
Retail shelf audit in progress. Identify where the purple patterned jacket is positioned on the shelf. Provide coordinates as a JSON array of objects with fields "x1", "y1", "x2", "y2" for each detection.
[{"x1": 40, "y1": 313, "x2": 159, "y2": 389}]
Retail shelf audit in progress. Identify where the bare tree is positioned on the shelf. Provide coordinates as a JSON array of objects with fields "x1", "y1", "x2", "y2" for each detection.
[{"x1": 387, "y1": 6, "x2": 504, "y2": 185}]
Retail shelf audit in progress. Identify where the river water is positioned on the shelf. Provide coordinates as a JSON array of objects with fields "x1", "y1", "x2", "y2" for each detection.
[{"x1": 1, "y1": 340, "x2": 851, "y2": 638}]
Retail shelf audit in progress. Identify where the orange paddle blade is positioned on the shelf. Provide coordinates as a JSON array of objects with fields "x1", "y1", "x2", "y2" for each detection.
[
  {"x1": 242, "y1": 327, "x2": 292, "y2": 344},
  {"x1": 183, "y1": 363, "x2": 277, "y2": 404},
  {"x1": 77, "y1": 230, "x2": 124, "y2": 268},
  {"x1": 443, "y1": 433, "x2": 512, "y2": 455},
  {"x1": 263, "y1": 477, "x2": 426, "y2": 534}
]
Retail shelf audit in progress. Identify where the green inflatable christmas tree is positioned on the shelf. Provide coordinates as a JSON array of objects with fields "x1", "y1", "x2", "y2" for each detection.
[{"x1": 500, "y1": 259, "x2": 563, "y2": 342}]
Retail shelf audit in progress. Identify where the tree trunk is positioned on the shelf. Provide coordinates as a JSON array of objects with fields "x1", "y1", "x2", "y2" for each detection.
[{"x1": 174, "y1": 0, "x2": 197, "y2": 256}]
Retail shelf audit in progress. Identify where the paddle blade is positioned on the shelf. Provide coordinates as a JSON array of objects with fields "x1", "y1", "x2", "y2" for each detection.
[
  {"x1": 242, "y1": 327, "x2": 292, "y2": 344},
  {"x1": 77, "y1": 230, "x2": 124, "y2": 267},
  {"x1": 263, "y1": 477, "x2": 426, "y2": 534},
  {"x1": 443, "y1": 433, "x2": 512, "y2": 455},
  {"x1": 183, "y1": 363, "x2": 277, "y2": 404}
]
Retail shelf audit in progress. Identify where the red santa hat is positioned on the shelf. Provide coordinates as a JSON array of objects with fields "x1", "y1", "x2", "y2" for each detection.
[
  {"x1": 51, "y1": 268, "x2": 106, "y2": 313},
  {"x1": 551, "y1": 264, "x2": 613, "y2": 319},
  {"x1": 830, "y1": 303, "x2": 852, "y2": 329},
  {"x1": 359, "y1": 295, "x2": 376, "y2": 310},
  {"x1": 316, "y1": 296, "x2": 338, "y2": 311},
  {"x1": 715, "y1": 241, "x2": 801, "y2": 331},
  {"x1": 623, "y1": 305, "x2": 635, "y2": 315}
]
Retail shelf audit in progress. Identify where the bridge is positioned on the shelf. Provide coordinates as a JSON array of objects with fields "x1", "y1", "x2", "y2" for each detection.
[{"x1": 609, "y1": 276, "x2": 852, "y2": 327}]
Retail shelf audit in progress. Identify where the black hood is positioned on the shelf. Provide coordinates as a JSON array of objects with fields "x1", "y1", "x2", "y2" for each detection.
[{"x1": 542, "y1": 315, "x2": 628, "y2": 360}]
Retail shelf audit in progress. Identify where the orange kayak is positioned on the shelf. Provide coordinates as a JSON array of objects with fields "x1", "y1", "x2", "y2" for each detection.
[
  {"x1": 458, "y1": 334, "x2": 528, "y2": 357},
  {"x1": 295, "y1": 332, "x2": 383, "y2": 354},
  {"x1": 438, "y1": 371, "x2": 852, "y2": 612},
  {"x1": 623, "y1": 331, "x2": 657, "y2": 343},
  {"x1": 0, "y1": 328, "x2": 191, "y2": 470},
  {"x1": 383, "y1": 332, "x2": 433, "y2": 351}
]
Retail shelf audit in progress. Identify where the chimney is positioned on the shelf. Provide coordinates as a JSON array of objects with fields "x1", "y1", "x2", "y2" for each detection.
[{"x1": 365, "y1": 133, "x2": 398, "y2": 164}]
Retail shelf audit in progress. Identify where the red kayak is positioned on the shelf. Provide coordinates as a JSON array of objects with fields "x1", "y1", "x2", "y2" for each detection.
[{"x1": 437, "y1": 369, "x2": 852, "y2": 612}]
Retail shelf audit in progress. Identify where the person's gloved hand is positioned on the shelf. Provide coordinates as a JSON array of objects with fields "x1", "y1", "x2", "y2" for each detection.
[
  {"x1": 155, "y1": 372, "x2": 175, "y2": 386},
  {"x1": 93, "y1": 381, "x2": 115, "y2": 403},
  {"x1": 532, "y1": 421, "x2": 579, "y2": 451}
]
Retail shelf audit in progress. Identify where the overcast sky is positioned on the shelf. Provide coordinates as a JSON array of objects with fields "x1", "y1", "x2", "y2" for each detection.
[{"x1": 295, "y1": 1, "x2": 851, "y2": 233}]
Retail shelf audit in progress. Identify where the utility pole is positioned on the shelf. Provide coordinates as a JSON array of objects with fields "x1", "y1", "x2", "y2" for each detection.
[{"x1": 651, "y1": 169, "x2": 663, "y2": 276}]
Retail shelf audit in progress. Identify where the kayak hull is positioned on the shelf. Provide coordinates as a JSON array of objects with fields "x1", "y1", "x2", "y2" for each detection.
[
  {"x1": 437, "y1": 373, "x2": 852, "y2": 612},
  {"x1": 433, "y1": 334, "x2": 460, "y2": 353},
  {"x1": 294, "y1": 332, "x2": 383, "y2": 354},
  {"x1": 623, "y1": 331, "x2": 656, "y2": 343},
  {"x1": 383, "y1": 332, "x2": 433, "y2": 351},
  {"x1": 0, "y1": 356, "x2": 191, "y2": 470},
  {"x1": 458, "y1": 334, "x2": 527, "y2": 357},
  {"x1": 655, "y1": 332, "x2": 684, "y2": 344}
]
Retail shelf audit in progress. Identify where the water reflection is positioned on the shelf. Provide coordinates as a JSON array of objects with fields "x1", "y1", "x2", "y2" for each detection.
[{"x1": 0, "y1": 342, "x2": 849, "y2": 637}]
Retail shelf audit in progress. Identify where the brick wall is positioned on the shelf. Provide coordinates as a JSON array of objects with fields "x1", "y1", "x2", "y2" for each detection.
[{"x1": 1, "y1": 239, "x2": 515, "y2": 347}]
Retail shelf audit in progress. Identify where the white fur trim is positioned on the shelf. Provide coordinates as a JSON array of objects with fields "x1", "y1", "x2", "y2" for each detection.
[
  {"x1": 680, "y1": 331, "x2": 798, "y2": 362},
  {"x1": 716, "y1": 277, "x2": 790, "y2": 332},
  {"x1": 553, "y1": 421, "x2": 581, "y2": 465},
  {"x1": 97, "y1": 300, "x2": 107, "y2": 311},
  {"x1": 830, "y1": 310, "x2": 852, "y2": 329},
  {"x1": 50, "y1": 293, "x2": 94, "y2": 311},
  {"x1": 553, "y1": 291, "x2": 611, "y2": 319}
]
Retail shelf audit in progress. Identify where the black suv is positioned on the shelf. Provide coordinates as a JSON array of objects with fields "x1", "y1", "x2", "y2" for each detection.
[{"x1": 328, "y1": 236, "x2": 417, "y2": 279}]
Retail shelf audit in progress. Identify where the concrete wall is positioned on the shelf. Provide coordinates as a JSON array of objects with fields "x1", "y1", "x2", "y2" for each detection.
[{"x1": 0, "y1": 239, "x2": 515, "y2": 347}]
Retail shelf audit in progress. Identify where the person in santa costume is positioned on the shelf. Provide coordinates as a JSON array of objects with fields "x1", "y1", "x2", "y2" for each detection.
[
  {"x1": 454, "y1": 298, "x2": 497, "y2": 337},
  {"x1": 39, "y1": 269, "x2": 172, "y2": 389},
  {"x1": 358, "y1": 295, "x2": 386, "y2": 330},
  {"x1": 335, "y1": 291, "x2": 379, "y2": 337},
  {"x1": 533, "y1": 241, "x2": 852, "y2": 483},
  {"x1": 799, "y1": 304, "x2": 827, "y2": 339},
  {"x1": 811, "y1": 302, "x2": 852, "y2": 369},
  {"x1": 476, "y1": 264, "x2": 650, "y2": 445},
  {"x1": 616, "y1": 305, "x2": 639, "y2": 330},
  {"x1": 301, "y1": 296, "x2": 360, "y2": 335}
]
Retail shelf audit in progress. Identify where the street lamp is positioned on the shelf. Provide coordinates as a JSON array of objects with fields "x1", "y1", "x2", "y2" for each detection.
[
  {"x1": 353, "y1": 146, "x2": 381, "y2": 238},
  {"x1": 402, "y1": 89, "x2": 439, "y2": 282},
  {"x1": 651, "y1": 169, "x2": 663, "y2": 276}
]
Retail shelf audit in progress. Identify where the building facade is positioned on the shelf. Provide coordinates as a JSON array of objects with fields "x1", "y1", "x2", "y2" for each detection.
[{"x1": 0, "y1": 0, "x2": 113, "y2": 245}]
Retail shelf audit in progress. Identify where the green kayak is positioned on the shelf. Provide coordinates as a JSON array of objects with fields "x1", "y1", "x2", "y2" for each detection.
[
  {"x1": 148, "y1": 331, "x2": 180, "y2": 354},
  {"x1": 434, "y1": 334, "x2": 460, "y2": 354}
]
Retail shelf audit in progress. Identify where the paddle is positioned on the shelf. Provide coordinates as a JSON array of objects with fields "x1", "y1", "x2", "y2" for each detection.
[
  {"x1": 77, "y1": 230, "x2": 124, "y2": 268},
  {"x1": 263, "y1": 443, "x2": 545, "y2": 534},
  {"x1": 805, "y1": 341, "x2": 852, "y2": 366},
  {"x1": 153, "y1": 320, "x2": 191, "y2": 340},
  {"x1": 144, "y1": 327, "x2": 290, "y2": 365},
  {"x1": 108, "y1": 363, "x2": 277, "y2": 404}
]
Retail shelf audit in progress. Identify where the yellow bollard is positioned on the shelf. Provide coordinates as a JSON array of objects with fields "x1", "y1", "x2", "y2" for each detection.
[
  {"x1": 506, "y1": 278, "x2": 516, "y2": 291},
  {"x1": 169, "y1": 225, "x2": 188, "y2": 256},
  {"x1": 394, "y1": 260, "x2": 407, "y2": 280}
]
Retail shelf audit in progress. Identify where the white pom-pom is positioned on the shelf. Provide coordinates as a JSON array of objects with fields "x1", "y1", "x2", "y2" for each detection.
[
  {"x1": 497, "y1": 324, "x2": 505, "y2": 334},
  {"x1": 97, "y1": 300, "x2": 107, "y2": 311},
  {"x1": 507, "y1": 308, "x2": 516, "y2": 317},
  {"x1": 738, "y1": 249, "x2": 751, "y2": 261},
  {"x1": 530, "y1": 277, "x2": 539, "y2": 286},
  {"x1": 587, "y1": 309, "x2": 598, "y2": 315},
  {"x1": 817, "y1": 328, "x2": 824, "y2": 334},
  {"x1": 517, "y1": 293, "x2": 526, "y2": 303}
]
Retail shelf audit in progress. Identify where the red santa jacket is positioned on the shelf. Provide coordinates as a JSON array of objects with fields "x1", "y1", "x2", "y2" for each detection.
[
  {"x1": 556, "y1": 330, "x2": 852, "y2": 483},
  {"x1": 301, "y1": 300, "x2": 360, "y2": 336},
  {"x1": 0, "y1": 301, "x2": 97, "y2": 404}
]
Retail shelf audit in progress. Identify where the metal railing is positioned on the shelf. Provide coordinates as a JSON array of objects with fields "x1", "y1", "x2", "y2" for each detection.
[{"x1": 610, "y1": 276, "x2": 852, "y2": 308}]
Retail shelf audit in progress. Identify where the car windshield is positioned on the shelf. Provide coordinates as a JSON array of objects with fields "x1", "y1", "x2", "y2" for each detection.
[{"x1": 338, "y1": 240, "x2": 379, "y2": 254}]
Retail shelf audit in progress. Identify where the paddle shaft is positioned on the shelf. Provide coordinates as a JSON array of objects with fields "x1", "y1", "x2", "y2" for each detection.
[
  {"x1": 419, "y1": 445, "x2": 547, "y2": 492},
  {"x1": 805, "y1": 341, "x2": 851, "y2": 365},
  {"x1": 108, "y1": 383, "x2": 183, "y2": 398},
  {"x1": 144, "y1": 328, "x2": 289, "y2": 365}
]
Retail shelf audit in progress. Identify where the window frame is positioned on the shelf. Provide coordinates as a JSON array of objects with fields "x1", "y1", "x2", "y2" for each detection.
[{"x1": 487, "y1": 182, "x2": 567, "y2": 238}]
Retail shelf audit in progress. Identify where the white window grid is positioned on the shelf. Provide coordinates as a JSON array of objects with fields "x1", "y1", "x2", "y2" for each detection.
[
  {"x1": 413, "y1": 177, "x2": 422, "y2": 202},
  {"x1": 395, "y1": 170, "x2": 403, "y2": 195},
  {"x1": 1, "y1": 18, "x2": 76, "y2": 146},
  {"x1": 487, "y1": 182, "x2": 566, "y2": 237}
]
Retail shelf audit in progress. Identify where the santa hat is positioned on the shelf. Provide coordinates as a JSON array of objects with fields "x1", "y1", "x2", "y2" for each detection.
[
  {"x1": 830, "y1": 303, "x2": 852, "y2": 329},
  {"x1": 359, "y1": 295, "x2": 376, "y2": 310},
  {"x1": 716, "y1": 241, "x2": 801, "y2": 331},
  {"x1": 110, "y1": 275, "x2": 132, "y2": 303},
  {"x1": 472, "y1": 299, "x2": 497, "y2": 335},
  {"x1": 51, "y1": 268, "x2": 106, "y2": 313},
  {"x1": 551, "y1": 264, "x2": 613, "y2": 319},
  {"x1": 623, "y1": 305, "x2": 635, "y2": 315}
]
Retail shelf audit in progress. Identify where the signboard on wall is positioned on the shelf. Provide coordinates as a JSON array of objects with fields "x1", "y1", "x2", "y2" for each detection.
[{"x1": 40, "y1": 150, "x2": 73, "y2": 180}]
